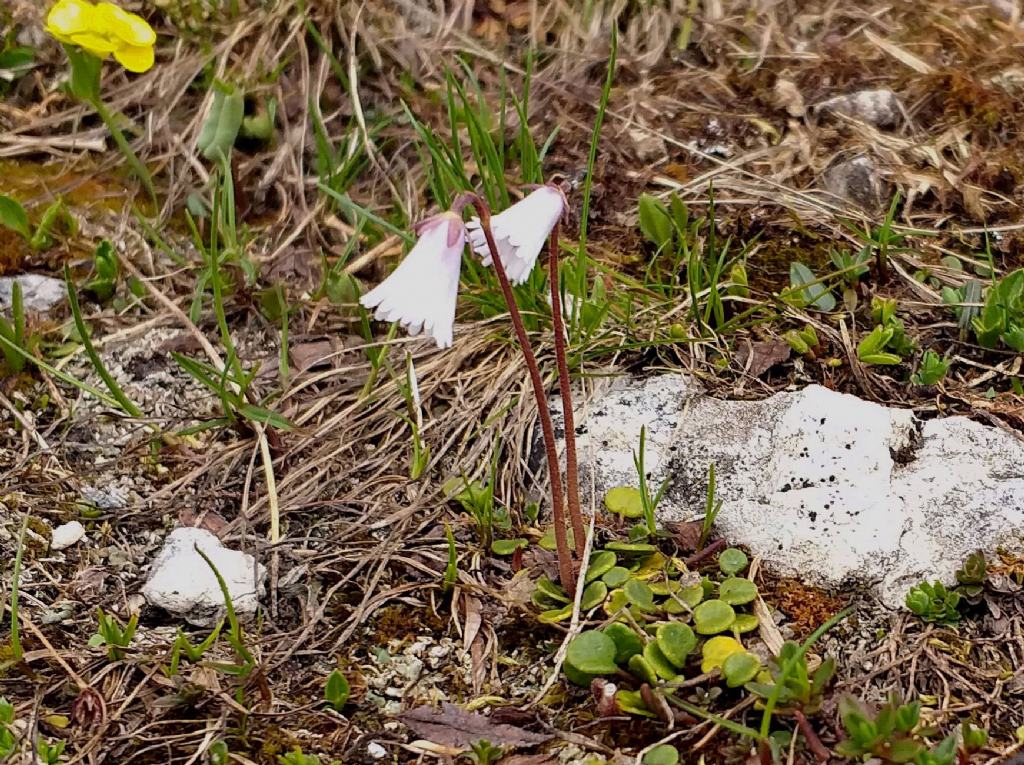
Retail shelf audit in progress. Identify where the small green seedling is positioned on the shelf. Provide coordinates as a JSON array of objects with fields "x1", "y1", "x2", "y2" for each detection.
[
  {"x1": 0, "y1": 194, "x2": 76, "y2": 250},
  {"x1": 911, "y1": 351, "x2": 950, "y2": 386},
  {"x1": 955, "y1": 551, "x2": 987, "y2": 601},
  {"x1": 277, "y1": 748, "x2": 340, "y2": 765},
  {"x1": 168, "y1": 622, "x2": 223, "y2": 676},
  {"x1": 36, "y1": 738, "x2": 66, "y2": 765},
  {"x1": 89, "y1": 609, "x2": 138, "y2": 661},
  {"x1": 784, "y1": 325, "x2": 820, "y2": 357},
  {"x1": 0, "y1": 281, "x2": 41, "y2": 374},
  {"x1": 905, "y1": 581, "x2": 961, "y2": 625},
  {"x1": 973, "y1": 268, "x2": 1024, "y2": 352},
  {"x1": 0, "y1": 698, "x2": 15, "y2": 759},
  {"x1": 469, "y1": 740, "x2": 504, "y2": 765},
  {"x1": 324, "y1": 669, "x2": 350, "y2": 711},
  {"x1": 84, "y1": 239, "x2": 120, "y2": 301}
]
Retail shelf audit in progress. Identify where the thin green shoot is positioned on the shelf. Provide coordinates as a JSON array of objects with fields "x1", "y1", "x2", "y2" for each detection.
[
  {"x1": 759, "y1": 607, "x2": 852, "y2": 737},
  {"x1": 195, "y1": 546, "x2": 256, "y2": 677},
  {"x1": 168, "y1": 621, "x2": 224, "y2": 676},
  {"x1": 572, "y1": 26, "x2": 617, "y2": 336},
  {"x1": 443, "y1": 521, "x2": 458, "y2": 593},
  {"x1": 64, "y1": 265, "x2": 144, "y2": 418},
  {"x1": 633, "y1": 425, "x2": 670, "y2": 536},
  {"x1": 8, "y1": 514, "x2": 28, "y2": 663},
  {"x1": 699, "y1": 463, "x2": 722, "y2": 549}
]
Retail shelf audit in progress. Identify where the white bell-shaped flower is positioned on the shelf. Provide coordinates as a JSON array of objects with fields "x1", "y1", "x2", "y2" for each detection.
[
  {"x1": 360, "y1": 212, "x2": 466, "y2": 349},
  {"x1": 466, "y1": 186, "x2": 565, "y2": 285}
]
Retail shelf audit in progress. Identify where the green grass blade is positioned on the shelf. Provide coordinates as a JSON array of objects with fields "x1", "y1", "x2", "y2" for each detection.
[{"x1": 64, "y1": 265, "x2": 144, "y2": 418}]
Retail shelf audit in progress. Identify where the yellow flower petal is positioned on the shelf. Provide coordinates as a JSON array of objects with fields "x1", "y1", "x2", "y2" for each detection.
[
  {"x1": 96, "y1": 2, "x2": 155, "y2": 46},
  {"x1": 46, "y1": 0, "x2": 96, "y2": 38},
  {"x1": 113, "y1": 43, "x2": 154, "y2": 73},
  {"x1": 68, "y1": 31, "x2": 117, "y2": 56}
]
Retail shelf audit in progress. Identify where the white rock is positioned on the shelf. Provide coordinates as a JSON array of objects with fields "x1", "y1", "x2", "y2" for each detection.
[
  {"x1": 556, "y1": 375, "x2": 1024, "y2": 605},
  {"x1": 0, "y1": 274, "x2": 66, "y2": 315},
  {"x1": 51, "y1": 521, "x2": 86, "y2": 550},
  {"x1": 141, "y1": 527, "x2": 266, "y2": 626},
  {"x1": 367, "y1": 742, "x2": 387, "y2": 760},
  {"x1": 814, "y1": 89, "x2": 902, "y2": 128}
]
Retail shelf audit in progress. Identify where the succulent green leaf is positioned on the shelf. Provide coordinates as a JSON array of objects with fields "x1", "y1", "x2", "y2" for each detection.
[
  {"x1": 623, "y1": 578, "x2": 656, "y2": 612},
  {"x1": 580, "y1": 581, "x2": 609, "y2": 610},
  {"x1": 719, "y1": 577, "x2": 758, "y2": 605},
  {"x1": 586, "y1": 550, "x2": 618, "y2": 582},
  {"x1": 490, "y1": 538, "x2": 528, "y2": 555},
  {"x1": 722, "y1": 651, "x2": 760, "y2": 687},
  {"x1": 603, "y1": 623, "x2": 643, "y2": 664},
  {"x1": 604, "y1": 486, "x2": 645, "y2": 518},
  {"x1": 642, "y1": 745, "x2": 680, "y2": 765},
  {"x1": 642, "y1": 641, "x2": 678, "y2": 680},
  {"x1": 718, "y1": 548, "x2": 749, "y2": 575},
  {"x1": 627, "y1": 653, "x2": 660, "y2": 685},
  {"x1": 601, "y1": 566, "x2": 630, "y2": 588},
  {"x1": 566, "y1": 630, "x2": 619, "y2": 675},
  {"x1": 693, "y1": 599, "x2": 736, "y2": 634},
  {"x1": 733, "y1": 613, "x2": 760, "y2": 633},
  {"x1": 655, "y1": 622, "x2": 696, "y2": 668}
]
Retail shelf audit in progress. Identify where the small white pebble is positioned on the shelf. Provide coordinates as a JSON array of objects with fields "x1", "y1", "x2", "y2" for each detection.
[
  {"x1": 367, "y1": 742, "x2": 387, "y2": 760},
  {"x1": 51, "y1": 521, "x2": 86, "y2": 550}
]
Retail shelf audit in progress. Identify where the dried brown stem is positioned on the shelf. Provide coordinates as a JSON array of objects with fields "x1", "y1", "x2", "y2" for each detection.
[
  {"x1": 463, "y1": 195, "x2": 575, "y2": 596},
  {"x1": 794, "y1": 709, "x2": 831, "y2": 763},
  {"x1": 548, "y1": 223, "x2": 585, "y2": 558}
]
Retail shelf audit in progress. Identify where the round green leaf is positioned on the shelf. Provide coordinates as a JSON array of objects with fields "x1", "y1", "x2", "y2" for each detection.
[
  {"x1": 605, "y1": 541, "x2": 657, "y2": 555},
  {"x1": 643, "y1": 745, "x2": 680, "y2": 765},
  {"x1": 733, "y1": 613, "x2": 760, "y2": 633},
  {"x1": 643, "y1": 641, "x2": 678, "y2": 680},
  {"x1": 605, "y1": 486, "x2": 644, "y2": 518},
  {"x1": 624, "y1": 578, "x2": 656, "y2": 612},
  {"x1": 602, "y1": 566, "x2": 630, "y2": 588},
  {"x1": 580, "y1": 581, "x2": 609, "y2": 610},
  {"x1": 491, "y1": 538, "x2": 528, "y2": 555},
  {"x1": 539, "y1": 527, "x2": 575, "y2": 552},
  {"x1": 656, "y1": 622, "x2": 697, "y2": 668},
  {"x1": 627, "y1": 654, "x2": 659, "y2": 685},
  {"x1": 603, "y1": 623, "x2": 643, "y2": 664},
  {"x1": 719, "y1": 577, "x2": 758, "y2": 605},
  {"x1": 693, "y1": 599, "x2": 736, "y2": 634},
  {"x1": 604, "y1": 588, "x2": 628, "y2": 617},
  {"x1": 722, "y1": 651, "x2": 761, "y2": 687},
  {"x1": 718, "y1": 548, "x2": 749, "y2": 575},
  {"x1": 586, "y1": 550, "x2": 618, "y2": 582},
  {"x1": 563, "y1": 660, "x2": 597, "y2": 688},
  {"x1": 566, "y1": 630, "x2": 619, "y2": 675}
]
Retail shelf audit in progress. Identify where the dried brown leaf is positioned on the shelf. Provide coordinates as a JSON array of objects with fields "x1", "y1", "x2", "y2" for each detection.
[
  {"x1": 735, "y1": 339, "x2": 792, "y2": 378},
  {"x1": 400, "y1": 703, "x2": 551, "y2": 748}
]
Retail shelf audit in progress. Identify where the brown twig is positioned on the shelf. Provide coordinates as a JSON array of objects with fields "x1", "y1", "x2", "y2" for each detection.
[
  {"x1": 683, "y1": 538, "x2": 728, "y2": 568},
  {"x1": 794, "y1": 709, "x2": 831, "y2": 763},
  {"x1": 458, "y1": 193, "x2": 575, "y2": 596},
  {"x1": 548, "y1": 222, "x2": 586, "y2": 558}
]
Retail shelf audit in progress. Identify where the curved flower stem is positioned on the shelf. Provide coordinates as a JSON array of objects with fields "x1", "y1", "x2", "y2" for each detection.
[
  {"x1": 548, "y1": 223, "x2": 585, "y2": 558},
  {"x1": 459, "y1": 193, "x2": 575, "y2": 596}
]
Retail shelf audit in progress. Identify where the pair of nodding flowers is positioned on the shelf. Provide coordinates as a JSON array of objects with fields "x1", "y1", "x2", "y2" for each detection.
[{"x1": 360, "y1": 185, "x2": 566, "y2": 348}]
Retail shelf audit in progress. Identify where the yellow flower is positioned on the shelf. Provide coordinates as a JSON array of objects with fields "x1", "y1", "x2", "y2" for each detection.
[{"x1": 46, "y1": 0, "x2": 155, "y2": 73}]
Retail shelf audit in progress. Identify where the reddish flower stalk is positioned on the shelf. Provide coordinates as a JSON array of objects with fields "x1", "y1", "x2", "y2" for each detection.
[
  {"x1": 458, "y1": 193, "x2": 576, "y2": 596},
  {"x1": 547, "y1": 223, "x2": 585, "y2": 558}
]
